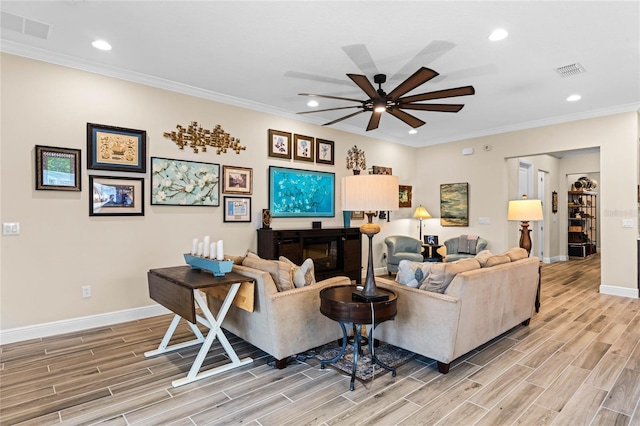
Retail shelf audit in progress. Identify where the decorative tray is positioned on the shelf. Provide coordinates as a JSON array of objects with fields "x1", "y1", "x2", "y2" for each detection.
[{"x1": 184, "y1": 254, "x2": 233, "y2": 277}]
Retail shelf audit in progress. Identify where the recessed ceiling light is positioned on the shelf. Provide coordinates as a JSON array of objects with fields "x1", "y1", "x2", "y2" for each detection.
[
  {"x1": 92, "y1": 39, "x2": 112, "y2": 51},
  {"x1": 567, "y1": 94, "x2": 582, "y2": 102},
  {"x1": 307, "y1": 100, "x2": 319, "y2": 107},
  {"x1": 408, "y1": 129, "x2": 418, "y2": 135},
  {"x1": 489, "y1": 28, "x2": 509, "y2": 41}
]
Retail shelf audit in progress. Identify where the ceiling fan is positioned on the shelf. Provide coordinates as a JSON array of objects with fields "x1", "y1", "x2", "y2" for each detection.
[{"x1": 297, "y1": 66, "x2": 475, "y2": 131}]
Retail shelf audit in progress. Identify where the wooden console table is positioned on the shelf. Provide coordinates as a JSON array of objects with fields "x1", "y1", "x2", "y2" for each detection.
[{"x1": 145, "y1": 266, "x2": 255, "y2": 387}]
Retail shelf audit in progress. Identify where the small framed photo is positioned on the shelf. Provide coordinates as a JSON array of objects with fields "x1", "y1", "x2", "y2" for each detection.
[
  {"x1": 223, "y1": 196, "x2": 251, "y2": 222},
  {"x1": 87, "y1": 123, "x2": 147, "y2": 173},
  {"x1": 424, "y1": 235, "x2": 439, "y2": 246},
  {"x1": 223, "y1": 166, "x2": 253, "y2": 195},
  {"x1": 351, "y1": 211, "x2": 365, "y2": 220},
  {"x1": 268, "y1": 129, "x2": 292, "y2": 159},
  {"x1": 293, "y1": 134, "x2": 314, "y2": 162},
  {"x1": 90, "y1": 176, "x2": 144, "y2": 216},
  {"x1": 399, "y1": 185, "x2": 412, "y2": 208},
  {"x1": 316, "y1": 139, "x2": 334, "y2": 165},
  {"x1": 35, "y1": 145, "x2": 81, "y2": 191}
]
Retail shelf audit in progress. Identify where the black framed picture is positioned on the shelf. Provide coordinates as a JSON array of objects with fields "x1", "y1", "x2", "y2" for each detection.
[
  {"x1": 223, "y1": 196, "x2": 251, "y2": 222},
  {"x1": 90, "y1": 175, "x2": 144, "y2": 216},
  {"x1": 424, "y1": 235, "x2": 439, "y2": 245},
  {"x1": 35, "y1": 145, "x2": 81, "y2": 191},
  {"x1": 87, "y1": 123, "x2": 147, "y2": 173}
]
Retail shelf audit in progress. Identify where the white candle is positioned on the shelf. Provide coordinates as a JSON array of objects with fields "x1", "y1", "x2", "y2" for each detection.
[
  {"x1": 197, "y1": 242, "x2": 204, "y2": 256},
  {"x1": 203, "y1": 235, "x2": 210, "y2": 257},
  {"x1": 209, "y1": 242, "x2": 217, "y2": 259},
  {"x1": 216, "y1": 240, "x2": 224, "y2": 260},
  {"x1": 191, "y1": 238, "x2": 198, "y2": 255}
]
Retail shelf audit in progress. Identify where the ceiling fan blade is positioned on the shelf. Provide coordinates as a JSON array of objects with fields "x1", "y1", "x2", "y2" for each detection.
[
  {"x1": 298, "y1": 93, "x2": 364, "y2": 103},
  {"x1": 366, "y1": 111, "x2": 382, "y2": 131},
  {"x1": 347, "y1": 74, "x2": 379, "y2": 99},
  {"x1": 390, "y1": 40, "x2": 455, "y2": 82},
  {"x1": 387, "y1": 67, "x2": 439, "y2": 99},
  {"x1": 386, "y1": 108, "x2": 426, "y2": 129},
  {"x1": 400, "y1": 103, "x2": 465, "y2": 113},
  {"x1": 285, "y1": 71, "x2": 355, "y2": 87},
  {"x1": 297, "y1": 105, "x2": 362, "y2": 115},
  {"x1": 399, "y1": 86, "x2": 475, "y2": 103},
  {"x1": 322, "y1": 110, "x2": 366, "y2": 126},
  {"x1": 342, "y1": 44, "x2": 379, "y2": 75}
]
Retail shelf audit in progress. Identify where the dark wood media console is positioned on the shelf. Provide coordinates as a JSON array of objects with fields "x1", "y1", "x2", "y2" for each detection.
[{"x1": 257, "y1": 228, "x2": 362, "y2": 283}]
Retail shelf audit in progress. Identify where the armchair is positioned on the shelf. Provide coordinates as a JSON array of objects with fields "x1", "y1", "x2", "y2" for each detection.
[
  {"x1": 384, "y1": 235, "x2": 424, "y2": 275},
  {"x1": 442, "y1": 235, "x2": 488, "y2": 262}
]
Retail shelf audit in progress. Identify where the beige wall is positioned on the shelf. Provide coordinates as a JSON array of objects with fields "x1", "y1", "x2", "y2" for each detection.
[{"x1": 1, "y1": 54, "x2": 638, "y2": 336}]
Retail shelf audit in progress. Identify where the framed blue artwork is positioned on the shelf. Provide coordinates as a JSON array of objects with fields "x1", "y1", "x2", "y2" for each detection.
[
  {"x1": 269, "y1": 166, "x2": 335, "y2": 217},
  {"x1": 150, "y1": 157, "x2": 220, "y2": 206}
]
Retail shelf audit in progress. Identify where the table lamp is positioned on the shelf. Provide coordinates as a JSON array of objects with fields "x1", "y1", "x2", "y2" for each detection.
[
  {"x1": 413, "y1": 205, "x2": 432, "y2": 241},
  {"x1": 507, "y1": 195, "x2": 543, "y2": 256},
  {"x1": 342, "y1": 174, "x2": 399, "y2": 301}
]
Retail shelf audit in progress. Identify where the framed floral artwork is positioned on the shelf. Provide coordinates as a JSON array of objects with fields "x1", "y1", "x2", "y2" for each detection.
[
  {"x1": 268, "y1": 129, "x2": 292, "y2": 159},
  {"x1": 222, "y1": 165, "x2": 252, "y2": 194},
  {"x1": 87, "y1": 123, "x2": 146, "y2": 173},
  {"x1": 293, "y1": 134, "x2": 314, "y2": 162},
  {"x1": 90, "y1": 176, "x2": 144, "y2": 216},
  {"x1": 269, "y1": 166, "x2": 335, "y2": 217},
  {"x1": 316, "y1": 139, "x2": 334, "y2": 165},
  {"x1": 150, "y1": 157, "x2": 220, "y2": 206}
]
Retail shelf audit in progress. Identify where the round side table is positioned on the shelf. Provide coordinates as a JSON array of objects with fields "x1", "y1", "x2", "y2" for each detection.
[{"x1": 319, "y1": 285, "x2": 397, "y2": 391}]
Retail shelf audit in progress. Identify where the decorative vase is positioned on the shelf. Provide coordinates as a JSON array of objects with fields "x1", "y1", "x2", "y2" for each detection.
[
  {"x1": 262, "y1": 209, "x2": 271, "y2": 229},
  {"x1": 343, "y1": 211, "x2": 351, "y2": 228}
]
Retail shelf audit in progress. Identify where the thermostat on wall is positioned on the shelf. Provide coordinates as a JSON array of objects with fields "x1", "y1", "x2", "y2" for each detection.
[{"x1": 461, "y1": 147, "x2": 474, "y2": 156}]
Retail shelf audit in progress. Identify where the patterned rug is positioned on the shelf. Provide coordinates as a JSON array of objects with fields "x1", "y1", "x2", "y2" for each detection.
[{"x1": 314, "y1": 342, "x2": 415, "y2": 382}]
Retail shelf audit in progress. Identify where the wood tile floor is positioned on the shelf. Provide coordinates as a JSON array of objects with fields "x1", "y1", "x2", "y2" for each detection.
[{"x1": 1, "y1": 254, "x2": 639, "y2": 425}]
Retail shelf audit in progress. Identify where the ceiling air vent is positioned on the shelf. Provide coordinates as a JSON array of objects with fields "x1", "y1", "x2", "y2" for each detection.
[
  {"x1": 555, "y1": 63, "x2": 586, "y2": 78},
  {"x1": 0, "y1": 11, "x2": 52, "y2": 40}
]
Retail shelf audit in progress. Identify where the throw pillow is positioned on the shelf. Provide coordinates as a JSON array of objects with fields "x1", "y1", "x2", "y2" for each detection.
[
  {"x1": 242, "y1": 253, "x2": 293, "y2": 292},
  {"x1": 504, "y1": 247, "x2": 528, "y2": 261},
  {"x1": 279, "y1": 256, "x2": 316, "y2": 288},
  {"x1": 475, "y1": 250, "x2": 493, "y2": 267},
  {"x1": 421, "y1": 258, "x2": 481, "y2": 293},
  {"x1": 484, "y1": 254, "x2": 511, "y2": 267},
  {"x1": 395, "y1": 260, "x2": 432, "y2": 288}
]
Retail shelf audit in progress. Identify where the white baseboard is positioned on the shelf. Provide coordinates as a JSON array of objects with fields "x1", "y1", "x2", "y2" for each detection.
[
  {"x1": 0, "y1": 304, "x2": 170, "y2": 345},
  {"x1": 600, "y1": 285, "x2": 639, "y2": 299},
  {"x1": 543, "y1": 255, "x2": 567, "y2": 264}
]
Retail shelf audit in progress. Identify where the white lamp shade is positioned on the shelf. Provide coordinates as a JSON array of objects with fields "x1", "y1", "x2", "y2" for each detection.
[
  {"x1": 507, "y1": 199, "x2": 543, "y2": 221},
  {"x1": 342, "y1": 175, "x2": 399, "y2": 211}
]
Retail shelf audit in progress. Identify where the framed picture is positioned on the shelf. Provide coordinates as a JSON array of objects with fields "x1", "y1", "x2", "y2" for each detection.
[
  {"x1": 223, "y1": 196, "x2": 251, "y2": 222},
  {"x1": 268, "y1": 129, "x2": 292, "y2": 159},
  {"x1": 351, "y1": 211, "x2": 365, "y2": 220},
  {"x1": 222, "y1": 166, "x2": 253, "y2": 194},
  {"x1": 269, "y1": 166, "x2": 335, "y2": 217},
  {"x1": 90, "y1": 176, "x2": 144, "y2": 216},
  {"x1": 424, "y1": 235, "x2": 439, "y2": 245},
  {"x1": 87, "y1": 123, "x2": 146, "y2": 173},
  {"x1": 293, "y1": 134, "x2": 314, "y2": 162},
  {"x1": 399, "y1": 185, "x2": 412, "y2": 208},
  {"x1": 440, "y1": 182, "x2": 469, "y2": 226},
  {"x1": 372, "y1": 165, "x2": 393, "y2": 175},
  {"x1": 552, "y1": 191, "x2": 558, "y2": 213},
  {"x1": 150, "y1": 157, "x2": 220, "y2": 206},
  {"x1": 35, "y1": 145, "x2": 81, "y2": 191},
  {"x1": 316, "y1": 139, "x2": 334, "y2": 165}
]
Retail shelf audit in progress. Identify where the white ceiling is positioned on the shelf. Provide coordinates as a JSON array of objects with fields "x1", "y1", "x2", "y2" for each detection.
[{"x1": 1, "y1": 1, "x2": 639, "y2": 147}]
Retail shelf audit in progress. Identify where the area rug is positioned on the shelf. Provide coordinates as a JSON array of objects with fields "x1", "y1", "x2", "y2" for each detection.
[{"x1": 314, "y1": 342, "x2": 415, "y2": 382}]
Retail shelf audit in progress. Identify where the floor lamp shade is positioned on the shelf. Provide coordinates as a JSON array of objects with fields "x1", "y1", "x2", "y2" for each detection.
[
  {"x1": 413, "y1": 205, "x2": 432, "y2": 240},
  {"x1": 341, "y1": 174, "x2": 398, "y2": 301},
  {"x1": 507, "y1": 198, "x2": 543, "y2": 255}
]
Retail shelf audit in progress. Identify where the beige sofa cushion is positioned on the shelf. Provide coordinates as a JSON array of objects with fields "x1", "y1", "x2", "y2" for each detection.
[
  {"x1": 243, "y1": 252, "x2": 293, "y2": 292},
  {"x1": 484, "y1": 254, "x2": 511, "y2": 267},
  {"x1": 504, "y1": 247, "x2": 528, "y2": 261},
  {"x1": 474, "y1": 250, "x2": 493, "y2": 267},
  {"x1": 421, "y1": 258, "x2": 481, "y2": 293},
  {"x1": 279, "y1": 256, "x2": 316, "y2": 288}
]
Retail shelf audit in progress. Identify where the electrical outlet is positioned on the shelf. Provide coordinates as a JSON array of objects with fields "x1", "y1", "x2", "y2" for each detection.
[{"x1": 82, "y1": 286, "x2": 91, "y2": 298}]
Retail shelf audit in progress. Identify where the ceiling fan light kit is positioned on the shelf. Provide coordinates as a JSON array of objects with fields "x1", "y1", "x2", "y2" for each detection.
[{"x1": 298, "y1": 66, "x2": 475, "y2": 131}]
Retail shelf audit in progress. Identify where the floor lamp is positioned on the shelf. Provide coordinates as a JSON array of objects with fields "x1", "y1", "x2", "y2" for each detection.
[
  {"x1": 342, "y1": 174, "x2": 399, "y2": 302},
  {"x1": 507, "y1": 195, "x2": 543, "y2": 256},
  {"x1": 413, "y1": 205, "x2": 432, "y2": 241}
]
